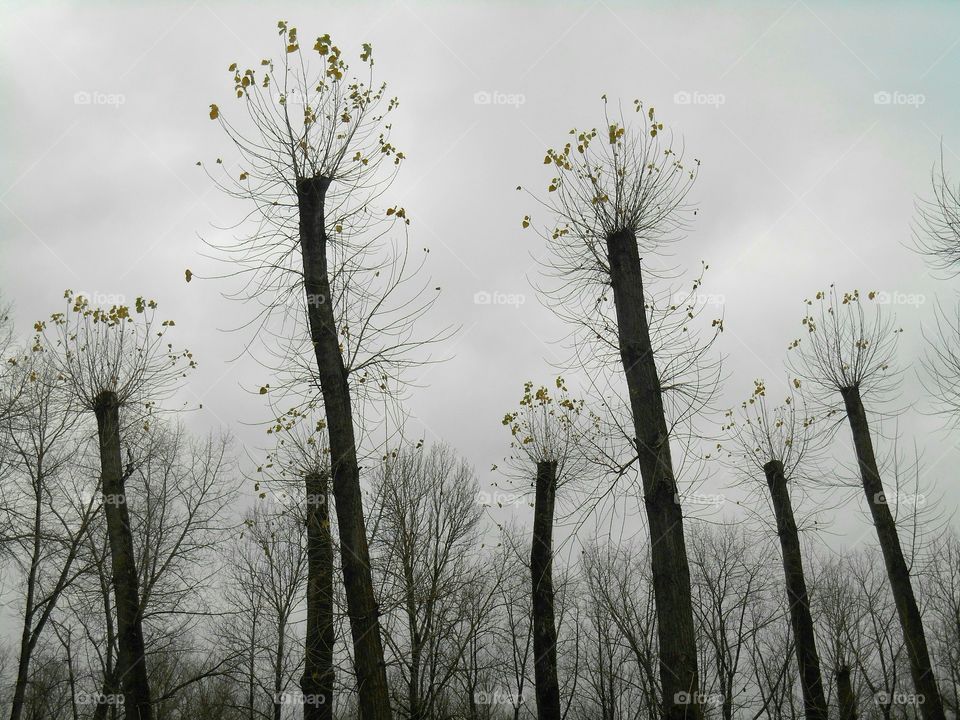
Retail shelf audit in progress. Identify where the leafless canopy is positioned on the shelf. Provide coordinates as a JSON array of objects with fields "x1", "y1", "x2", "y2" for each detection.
[{"x1": 912, "y1": 150, "x2": 960, "y2": 278}]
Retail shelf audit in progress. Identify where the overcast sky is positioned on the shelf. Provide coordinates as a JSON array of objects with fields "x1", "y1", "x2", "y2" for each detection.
[{"x1": 2, "y1": 1, "x2": 959, "y2": 559}]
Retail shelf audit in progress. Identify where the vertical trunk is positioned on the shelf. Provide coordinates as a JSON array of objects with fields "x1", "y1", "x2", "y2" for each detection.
[
  {"x1": 93, "y1": 390, "x2": 151, "y2": 720},
  {"x1": 404, "y1": 572, "x2": 422, "y2": 720},
  {"x1": 605, "y1": 228, "x2": 701, "y2": 720},
  {"x1": 9, "y1": 492, "x2": 42, "y2": 720},
  {"x1": 303, "y1": 472, "x2": 335, "y2": 720},
  {"x1": 763, "y1": 459, "x2": 828, "y2": 720},
  {"x1": 530, "y1": 460, "x2": 562, "y2": 720},
  {"x1": 297, "y1": 175, "x2": 392, "y2": 720},
  {"x1": 837, "y1": 665, "x2": 857, "y2": 720},
  {"x1": 841, "y1": 386, "x2": 944, "y2": 720}
]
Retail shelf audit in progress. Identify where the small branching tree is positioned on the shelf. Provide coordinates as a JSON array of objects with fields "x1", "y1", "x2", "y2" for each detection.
[
  {"x1": 34, "y1": 290, "x2": 194, "y2": 720},
  {"x1": 790, "y1": 287, "x2": 945, "y2": 720}
]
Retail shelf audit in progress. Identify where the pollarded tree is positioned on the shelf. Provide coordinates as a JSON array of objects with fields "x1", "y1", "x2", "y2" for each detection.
[
  {"x1": 501, "y1": 378, "x2": 595, "y2": 720},
  {"x1": 205, "y1": 26, "x2": 449, "y2": 719},
  {"x1": 34, "y1": 290, "x2": 195, "y2": 720},
  {"x1": 527, "y1": 99, "x2": 719, "y2": 720},
  {"x1": 790, "y1": 286, "x2": 945, "y2": 720},
  {"x1": 262, "y1": 408, "x2": 336, "y2": 720},
  {"x1": 721, "y1": 380, "x2": 829, "y2": 720}
]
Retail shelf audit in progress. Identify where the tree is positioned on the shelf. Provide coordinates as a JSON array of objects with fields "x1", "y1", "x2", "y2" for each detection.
[
  {"x1": 227, "y1": 502, "x2": 308, "y2": 720},
  {"x1": 35, "y1": 291, "x2": 194, "y2": 720},
  {"x1": 722, "y1": 381, "x2": 829, "y2": 720},
  {"x1": 529, "y1": 99, "x2": 717, "y2": 719},
  {"x1": 687, "y1": 523, "x2": 778, "y2": 720},
  {"x1": 501, "y1": 379, "x2": 592, "y2": 720},
  {"x1": 206, "y1": 26, "x2": 448, "y2": 719},
  {"x1": 262, "y1": 412, "x2": 336, "y2": 720},
  {"x1": 0, "y1": 351, "x2": 98, "y2": 720},
  {"x1": 791, "y1": 287, "x2": 945, "y2": 720},
  {"x1": 371, "y1": 442, "x2": 486, "y2": 719}
]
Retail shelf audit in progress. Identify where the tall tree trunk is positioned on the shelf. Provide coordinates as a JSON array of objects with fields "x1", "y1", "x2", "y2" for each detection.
[
  {"x1": 93, "y1": 390, "x2": 152, "y2": 720},
  {"x1": 837, "y1": 665, "x2": 857, "y2": 720},
  {"x1": 303, "y1": 472, "x2": 335, "y2": 720},
  {"x1": 297, "y1": 175, "x2": 392, "y2": 720},
  {"x1": 763, "y1": 459, "x2": 828, "y2": 720},
  {"x1": 530, "y1": 460, "x2": 562, "y2": 720},
  {"x1": 840, "y1": 385, "x2": 944, "y2": 720},
  {"x1": 9, "y1": 493, "x2": 43, "y2": 720},
  {"x1": 605, "y1": 228, "x2": 701, "y2": 720}
]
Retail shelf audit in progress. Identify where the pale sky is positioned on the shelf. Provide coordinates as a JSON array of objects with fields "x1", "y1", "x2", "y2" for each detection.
[{"x1": 2, "y1": 0, "x2": 959, "y2": 560}]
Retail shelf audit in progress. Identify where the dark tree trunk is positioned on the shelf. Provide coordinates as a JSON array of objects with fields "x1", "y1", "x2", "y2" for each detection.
[
  {"x1": 93, "y1": 390, "x2": 152, "y2": 720},
  {"x1": 763, "y1": 459, "x2": 828, "y2": 720},
  {"x1": 531, "y1": 460, "x2": 562, "y2": 720},
  {"x1": 837, "y1": 665, "x2": 857, "y2": 720},
  {"x1": 840, "y1": 385, "x2": 944, "y2": 720},
  {"x1": 297, "y1": 176, "x2": 392, "y2": 720},
  {"x1": 303, "y1": 472, "x2": 335, "y2": 720},
  {"x1": 605, "y1": 229, "x2": 701, "y2": 720}
]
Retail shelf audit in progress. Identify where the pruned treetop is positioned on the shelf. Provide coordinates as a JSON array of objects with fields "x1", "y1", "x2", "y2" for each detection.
[
  {"x1": 526, "y1": 98, "x2": 698, "y2": 281},
  {"x1": 33, "y1": 290, "x2": 194, "y2": 413},
  {"x1": 501, "y1": 377, "x2": 599, "y2": 485},
  {"x1": 789, "y1": 286, "x2": 902, "y2": 403},
  {"x1": 721, "y1": 379, "x2": 823, "y2": 483}
]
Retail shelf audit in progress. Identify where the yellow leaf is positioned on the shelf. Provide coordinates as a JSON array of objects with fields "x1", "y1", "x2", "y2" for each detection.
[
  {"x1": 184, "y1": 269, "x2": 193, "y2": 283},
  {"x1": 209, "y1": 104, "x2": 219, "y2": 120}
]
